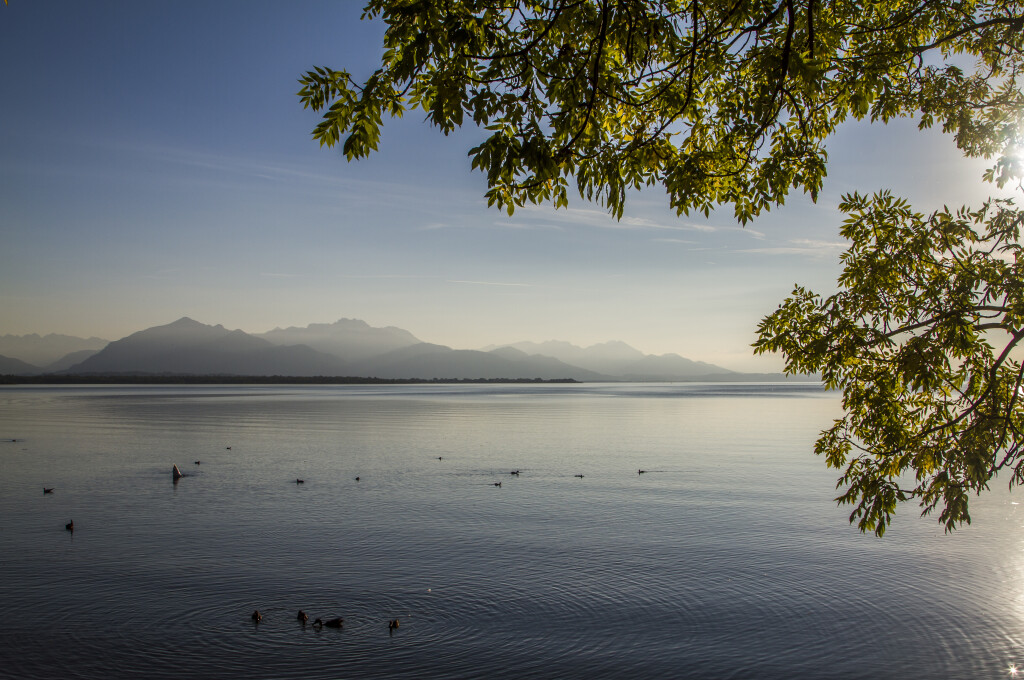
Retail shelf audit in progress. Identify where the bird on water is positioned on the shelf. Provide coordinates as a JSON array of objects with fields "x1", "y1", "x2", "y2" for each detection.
[
  {"x1": 251, "y1": 610, "x2": 262, "y2": 623},
  {"x1": 43, "y1": 487, "x2": 54, "y2": 494},
  {"x1": 297, "y1": 610, "x2": 309, "y2": 624},
  {"x1": 65, "y1": 520, "x2": 74, "y2": 532},
  {"x1": 313, "y1": 617, "x2": 342, "y2": 628}
]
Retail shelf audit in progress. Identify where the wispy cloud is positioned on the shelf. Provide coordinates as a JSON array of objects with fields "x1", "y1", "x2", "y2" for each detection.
[
  {"x1": 652, "y1": 237, "x2": 700, "y2": 245},
  {"x1": 738, "y1": 238, "x2": 848, "y2": 256},
  {"x1": 80, "y1": 138, "x2": 430, "y2": 202},
  {"x1": 447, "y1": 279, "x2": 533, "y2": 287},
  {"x1": 339, "y1": 274, "x2": 438, "y2": 281},
  {"x1": 506, "y1": 204, "x2": 768, "y2": 239},
  {"x1": 417, "y1": 219, "x2": 560, "y2": 232},
  {"x1": 417, "y1": 222, "x2": 452, "y2": 231}
]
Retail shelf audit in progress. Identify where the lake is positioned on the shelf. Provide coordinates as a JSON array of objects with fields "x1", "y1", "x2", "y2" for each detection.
[{"x1": 0, "y1": 383, "x2": 1021, "y2": 679}]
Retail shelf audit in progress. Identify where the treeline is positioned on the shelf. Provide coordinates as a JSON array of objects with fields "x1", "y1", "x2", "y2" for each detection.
[{"x1": 0, "y1": 374, "x2": 580, "y2": 385}]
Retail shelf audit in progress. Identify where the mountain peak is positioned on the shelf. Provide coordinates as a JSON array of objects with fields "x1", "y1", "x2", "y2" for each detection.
[
  {"x1": 166, "y1": 317, "x2": 225, "y2": 331},
  {"x1": 63, "y1": 318, "x2": 347, "y2": 376},
  {"x1": 14, "y1": 316, "x2": 742, "y2": 380},
  {"x1": 257, "y1": 318, "x2": 420, "y2": 362},
  {"x1": 0, "y1": 332, "x2": 110, "y2": 367}
]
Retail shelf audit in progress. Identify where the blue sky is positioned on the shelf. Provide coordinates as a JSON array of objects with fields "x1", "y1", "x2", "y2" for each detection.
[{"x1": 0, "y1": 1, "x2": 1008, "y2": 371}]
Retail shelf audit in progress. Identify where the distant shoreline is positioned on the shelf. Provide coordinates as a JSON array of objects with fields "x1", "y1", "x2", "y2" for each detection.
[
  {"x1": 0, "y1": 373, "x2": 817, "y2": 385},
  {"x1": 0, "y1": 374, "x2": 582, "y2": 385}
]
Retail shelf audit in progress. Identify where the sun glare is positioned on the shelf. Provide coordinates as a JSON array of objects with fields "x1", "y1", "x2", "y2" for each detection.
[{"x1": 1010, "y1": 663, "x2": 1019, "y2": 676}]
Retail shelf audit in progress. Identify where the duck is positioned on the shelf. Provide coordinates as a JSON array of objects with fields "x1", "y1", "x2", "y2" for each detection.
[
  {"x1": 510, "y1": 470, "x2": 520, "y2": 475},
  {"x1": 574, "y1": 474, "x2": 585, "y2": 478},
  {"x1": 296, "y1": 479, "x2": 304, "y2": 484},
  {"x1": 638, "y1": 469, "x2": 646, "y2": 474},
  {"x1": 313, "y1": 617, "x2": 342, "y2": 628},
  {"x1": 388, "y1": 619, "x2": 399, "y2": 633},
  {"x1": 297, "y1": 610, "x2": 309, "y2": 624},
  {"x1": 251, "y1": 610, "x2": 262, "y2": 623},
  {"x1": 43, "y1": 487, "x2": 54, "y2": 494},
  {"x1": 493, "y1": 481, "x2": 502, "y2": 487},
  {"x1": 65, "y1": 519, "x2": 74, "y2": 531},
  {"x1": 226, "y1": 447, "x2": 232, "y2": 450},
  {"x1": 194, "y1": 461, "x2": 201, "y2": 465},
  {"x1": 354, "y1": 476, "x2": 360, "y2": 481}
]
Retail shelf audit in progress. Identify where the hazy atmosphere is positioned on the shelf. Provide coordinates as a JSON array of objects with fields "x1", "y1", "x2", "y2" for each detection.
[
  {"x1": 0, "y1": 1, "x2": 1005, "y2": 371},
  {"x1": 5, "y1": 5, "x2": 1024, "y2": 678}
]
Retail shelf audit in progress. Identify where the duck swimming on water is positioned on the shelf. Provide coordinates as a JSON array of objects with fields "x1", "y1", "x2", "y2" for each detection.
[
  {"x1": 251, "y1": 610, "x2": 262, "y2": 623},
  {"x1": 313, "y1": 617, "x2": 342, "y2": 628},
  {"x1": 388, "y1": 619, "x2": 399, "y2": 634},
  {"x1": 43, "y1": 487, "x2": 54, "y2": 494},
  {"x1": 65, "y1": 519, "x2": 74, "y2": 531},
  {"x1": 297, "y1": 610, "x2": 309, "y2": 624}
]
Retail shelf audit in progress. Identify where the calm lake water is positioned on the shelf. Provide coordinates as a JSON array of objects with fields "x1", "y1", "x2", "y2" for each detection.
[{"x1": 1, "y1": 382, "x2": 1022, "y2": 679}]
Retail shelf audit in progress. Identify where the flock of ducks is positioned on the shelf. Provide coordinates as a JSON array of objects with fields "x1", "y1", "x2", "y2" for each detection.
[
  {"x1": 280, "y1": 459, "x2": 619, "y2": 493},
  {"x1": 50, "y1": 455, "x2": 655, "y2": 533},
  {"x1": 46, "y1": 445, "x2": 659, "y2": 635},
  {"x1": 49, "y1": 454, "x2": 656, "y2": 535},
  {"x1": 251, "y1": 609, "x2": 399, "y2": 635}
]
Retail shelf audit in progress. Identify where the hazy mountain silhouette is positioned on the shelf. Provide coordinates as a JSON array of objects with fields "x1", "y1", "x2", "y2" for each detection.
[
  {"x1": 258, "y1": 318, "x2": 419, "y2": 361},
  {"x1": 44, "y1": 349, "x2": 103, "y2": 372},
  {"x1": 350, "y1": 342, "x2": 609, "y2": 380},
  {"x1": 616, "y1": 353, "x2": 736, "y2": 381},
  {"x1": 59, "y1": 321, "x2": 603, "y2": 379},
  {"x1": 0, "y1": 333, "x2": 108, "y2": 366},
  {"x1": 64, "y1": 317, "x2": 350, "y2": 376},
  {"x1": 0, "y1": 354, "x2": 41, "y2": 375},
  {"x1": 485, "y1": 340, "x2": 735, "y2": 379},
  {"x1": 14, "y1": 317, "x2": 770, "y2": 380}
]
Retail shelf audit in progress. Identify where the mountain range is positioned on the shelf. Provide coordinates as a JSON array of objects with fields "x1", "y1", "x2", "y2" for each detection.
[
  {"x1": 0, "y1": 317, "x2": 793, "y2": 381},
  {"x1": 0, "y1": 332, "x2": 109, "y2": 369}
]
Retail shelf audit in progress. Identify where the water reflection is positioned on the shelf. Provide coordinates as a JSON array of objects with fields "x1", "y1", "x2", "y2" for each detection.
[{"x1": 0, "y1": 384, "x2": 1021, "y2": 679}]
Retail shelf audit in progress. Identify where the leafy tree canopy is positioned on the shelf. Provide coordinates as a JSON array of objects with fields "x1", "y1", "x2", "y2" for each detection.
[
  {"x1": 301, "y1": 0, "x2": 1024, "y2": 534},
  {"x1": 755, "y1": 193, "x2": 1024, "y2": 535},
  {"x1": 300, "y1": 0, "x2": 1023, "y2": 221}
]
